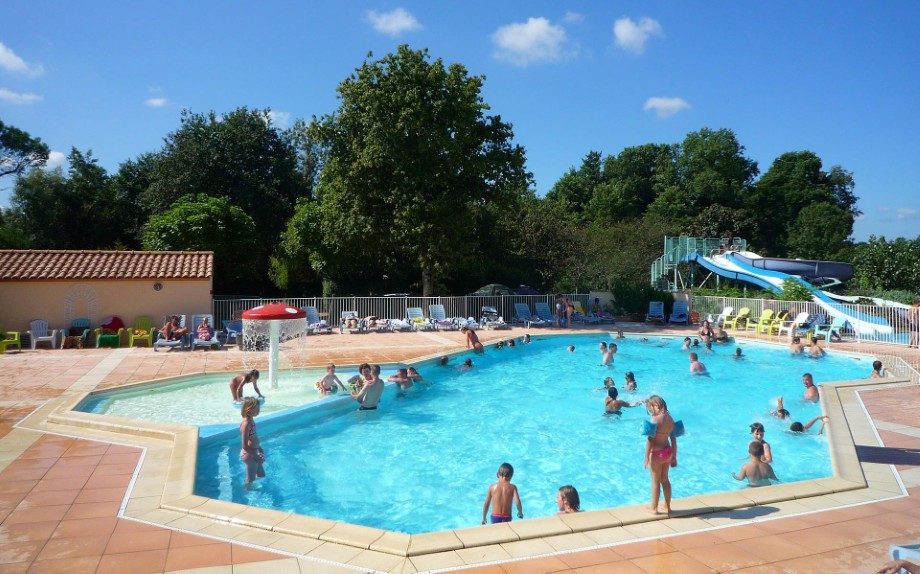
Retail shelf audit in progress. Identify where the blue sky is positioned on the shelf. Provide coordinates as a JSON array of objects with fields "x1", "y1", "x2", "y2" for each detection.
[{"x1": 2, "y1": 1, "x2": 918, "y2": 242}]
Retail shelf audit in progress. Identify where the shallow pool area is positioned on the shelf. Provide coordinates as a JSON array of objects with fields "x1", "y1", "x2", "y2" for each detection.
[{"x1": 188, "y1": 335, "x2": 874, "y2": 534}]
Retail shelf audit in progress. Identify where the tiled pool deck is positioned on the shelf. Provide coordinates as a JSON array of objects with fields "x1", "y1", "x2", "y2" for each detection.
[{"x1": 1, "y1": 324, "x2": 919, "y2": 573}]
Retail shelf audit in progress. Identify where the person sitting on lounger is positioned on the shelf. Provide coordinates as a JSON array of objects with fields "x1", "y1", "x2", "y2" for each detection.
[{"x1": 160, "y1": 315, "x2": 188, "y2": 341}]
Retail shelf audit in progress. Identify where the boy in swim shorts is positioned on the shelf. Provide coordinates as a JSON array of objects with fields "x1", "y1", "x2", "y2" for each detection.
[{"x1": 481, "y1": 462, "x2": 523, "y2": 524}]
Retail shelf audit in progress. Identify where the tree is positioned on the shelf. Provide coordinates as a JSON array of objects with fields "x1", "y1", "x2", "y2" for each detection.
[
  {"x1": 143, "y1": 194, "x2": 260, "y2": 292},
  {"x1": 785, "y1": 202, "x2": 854, "y2": 260},
  {"x1": 545, "y1": 151, "x2": 603, "y2": 214},
  {"x1": 586, "y1": 144, "x2": 676, "y2": 224},
  {"x1": 310, "y1": 45, "x2": 531, "y2": 296},
  {"x1": 1, "y1": 120, "x2": 49, "y2": 178},
  {"x1": 746, "y1": 151, "x2": 859, "y2": 256},
  {"x1": 141, "y1": 107, "x2": 305, "y2": 282},
  {"x1": 851, "y1": 235, "x2": 920, "y2": 292}
]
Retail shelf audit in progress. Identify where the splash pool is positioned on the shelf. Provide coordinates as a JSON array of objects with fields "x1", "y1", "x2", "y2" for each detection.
[{"x1": 185, "y1": 335, "x2": 874, "y2": 534}]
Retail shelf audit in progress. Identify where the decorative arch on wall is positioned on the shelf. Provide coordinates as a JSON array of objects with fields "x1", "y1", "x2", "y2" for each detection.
[{"x1": 63, "y1": 283, "x2": 100, "y2": 326}]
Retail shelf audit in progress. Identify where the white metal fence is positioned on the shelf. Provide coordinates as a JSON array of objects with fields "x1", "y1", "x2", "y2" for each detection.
[
  {"x1": 691, "y1": 295, "x2": 915, "y2": 347},
  {"x1": 212, "y1": 294, "x2": 597, "y2": 330}
]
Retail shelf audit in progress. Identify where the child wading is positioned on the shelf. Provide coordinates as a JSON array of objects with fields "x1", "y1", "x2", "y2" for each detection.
[
  {"x1": 239, "y1": 397, "x2": 265, "y2": 489},
  {"x1": 481, "y1": 463, "x2": 523, "y2": 524}
]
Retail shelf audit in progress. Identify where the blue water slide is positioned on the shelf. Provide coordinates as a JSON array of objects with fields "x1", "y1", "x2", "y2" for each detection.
[{"x1": 688, "y1": 251, "x2": 893, "y2": 335}]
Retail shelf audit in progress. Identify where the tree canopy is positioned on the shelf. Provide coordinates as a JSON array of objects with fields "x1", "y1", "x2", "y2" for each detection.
[
  {"x1": 1, "y1": 120, "x2": 49, "y2": 179},
  {"x1": 307, "y1": 45, "x2": 531, "y2": 296}
]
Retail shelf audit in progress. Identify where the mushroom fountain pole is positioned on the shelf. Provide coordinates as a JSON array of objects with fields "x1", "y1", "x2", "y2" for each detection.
[{"x1": 241, "y1": 304, "x2": 307, "y2": 389}]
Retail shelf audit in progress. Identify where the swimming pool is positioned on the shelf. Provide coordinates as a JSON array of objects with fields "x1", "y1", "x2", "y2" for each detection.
[{"x1": 192, "y1": 335, "x2": 874, "y2": 534}]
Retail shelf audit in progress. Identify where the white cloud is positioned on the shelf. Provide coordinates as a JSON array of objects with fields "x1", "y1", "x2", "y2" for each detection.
[
  {"x1": 0, "y1": 42, "x2": 44, "y2": 76},
  {"x1": 613, "y1": 17, "x2": 662, "y2": 54},
  {"x1": 145, "y1": 97, "x2": 168, "y2": 107},
  {"x1": 366, "y1": 8, "x2": 422, "y2": 36},
  {"x1": 563, "y1": 12, "x2": 584, "y2": 24},
  {"x1": 0, "y1": 88, "x2": 42, "y2": 105},
  {"x1": 492, "y1": 17, "x2": 567, "y2": 66},
  {"x1": 267, "y1": 110, "x2": 291, "y2": 129},
  {"x1": 896, "y1": 208, "x2": 919, "y2": 220},
  {"x1": 643, "y1": 97, "x2": 690, "y2": 118},
  {"x1": 45, "y1": 151, "x2": 66, "y2": 169}
]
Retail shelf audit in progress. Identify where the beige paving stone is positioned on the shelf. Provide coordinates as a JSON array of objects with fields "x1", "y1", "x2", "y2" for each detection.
[
  {"x1": 346, "y1": 548, "x2": 406, "y2": 572},
  {"x1": 558, "y1": 508, "x2": 622, "y2": 532},
  {"x1": 231, "y1": 506, "x2": 292, "y2": 530},
  {"x1": 273, "y1": 513, "x2": 336, "y2": 539},
  {"x1": 499, "y1": 537, "x2": 557, "y2": 558},
  {"x1": 369, "y1": 530, "x2": 410, "y2": 555},
  {"x1": 620, "y1": 519, "x2": 678, "y2": 540},
  {"x1": 541, "y1": 531, "x2": 597, "y2": 552},
  {"x1": 296, "y1": 556, "x2": 366, "y2": 574},
  {"x1": 405, "y1": 531, "x2": 463, "y2": 556},
  {"x1": 453, "y1": 523, "x2": 519, "y2": 547},
  {"x1": 583, "y1": 525, "x2": 642, "y2": 545},
  {"x1": 454, "y1": 543, "x2": 512, "y2": 565},
  {"x1": 408, "y1": 550, "x2": 466, "y2": 572},
  {"x1": 304, "y1": 541, "x2": 364, "y2": 564},
  {"x1": 267, "y1": 532, "x2": 325, "y2": 555},
  {"x1": 319, "y1": 522, "x2": 386, "y2": 549},
  {"x1": 230, "y1": 558, "x2": 303, "y2": 574},
  {"x1": 507, "y1": 515, "x2": 571, "y2": 539}
]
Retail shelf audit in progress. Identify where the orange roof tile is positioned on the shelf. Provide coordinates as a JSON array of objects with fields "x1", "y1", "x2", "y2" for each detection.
[{"x1": 0, "y1": 250, "x2": 213, "y2": 281}]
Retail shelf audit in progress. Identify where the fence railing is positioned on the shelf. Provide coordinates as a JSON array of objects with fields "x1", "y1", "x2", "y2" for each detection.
[
  {"x1": 212, "y1": 294, "x2": 599, "y2": 330},
  {"x1": 691, "y1": 295, "x2": 915, "y2": 348}
]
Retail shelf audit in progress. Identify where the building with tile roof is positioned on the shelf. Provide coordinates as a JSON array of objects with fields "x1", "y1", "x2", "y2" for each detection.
[{"x1": 0, "y1": 250, "x2": 213, "y2": 341}]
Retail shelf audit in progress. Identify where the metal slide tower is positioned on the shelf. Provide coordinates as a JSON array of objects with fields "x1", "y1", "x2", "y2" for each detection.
[{"x1": 650, "y1": 235, "x2": 747, "y2": 291}]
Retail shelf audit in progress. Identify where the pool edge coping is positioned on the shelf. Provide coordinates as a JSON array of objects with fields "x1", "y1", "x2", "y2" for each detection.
[{"x1": 14, "y1": 376, "x2": 912, "y2": 571}]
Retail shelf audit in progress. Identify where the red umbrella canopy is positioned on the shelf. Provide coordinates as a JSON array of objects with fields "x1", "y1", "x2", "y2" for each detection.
[{"x1": 241, "y1": 304, "x2": 306, "y2": 320}]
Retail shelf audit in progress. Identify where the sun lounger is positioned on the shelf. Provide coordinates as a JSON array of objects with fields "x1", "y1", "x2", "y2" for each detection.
[
  {"x1": 407, "y1": 307, "x2": 435, "y2": 331},
  {"x1": 512, "y1": 303, "x2": 546, "y2": 328},
  {"x1": 429, "y1": 304, "x2": 458, "y2": 330}
]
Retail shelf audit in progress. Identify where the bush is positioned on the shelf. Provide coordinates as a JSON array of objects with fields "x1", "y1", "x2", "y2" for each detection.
[
  {"x1": 848, "y1": 288, "x2": 917, "y2": 305},
  {"x1": 775, "y1": 278, "x2": 813, "y2": 301},
  {"x1": 612, "y1": 282, "x2": 674, "y2": 315}
]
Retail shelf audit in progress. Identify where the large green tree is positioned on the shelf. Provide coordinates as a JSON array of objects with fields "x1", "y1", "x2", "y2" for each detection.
[
  {"x1": 1, "y1": 120, "x2": 49, "y2": 178},
  {"x1": 141, "y1": 107, "x2": 305, "y2": 276},
  {"x1": 310, "y1": 45, "x2": 531, "y2": 296},
  {"x1": 143, "y1": 194, "x2": 260, "y2": 292}
]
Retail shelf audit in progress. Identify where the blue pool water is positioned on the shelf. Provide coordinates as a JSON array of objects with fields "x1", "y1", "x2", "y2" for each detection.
[{"x1": 193, "y1": 335, "x2": 875, "y2": 534}]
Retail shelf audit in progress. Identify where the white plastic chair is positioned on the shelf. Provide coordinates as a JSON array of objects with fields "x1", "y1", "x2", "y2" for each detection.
[{"x1": 28, "y1": 319, "x2": 58, "y2": 350}]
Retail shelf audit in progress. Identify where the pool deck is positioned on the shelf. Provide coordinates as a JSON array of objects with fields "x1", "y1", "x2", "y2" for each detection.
[{"x1": 1, "y1": 324, "x2": 919, "y2": 573}]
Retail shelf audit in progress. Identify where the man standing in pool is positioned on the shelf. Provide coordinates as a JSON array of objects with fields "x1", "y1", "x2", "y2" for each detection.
[
  {"x1": 643, "y1": 395, "x2": 677, "y2": 515},
  {"x1": 352, "y1": 364, "x2": 384, "y2": 410},
  {"x1": 802, "y1": 373, "x2": 819, "y2": 402}
]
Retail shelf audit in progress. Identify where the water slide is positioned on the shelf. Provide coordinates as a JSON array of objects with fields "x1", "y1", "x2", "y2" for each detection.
[{"x1": 687, "y1": 251, "x2": 894, "y2": 336}]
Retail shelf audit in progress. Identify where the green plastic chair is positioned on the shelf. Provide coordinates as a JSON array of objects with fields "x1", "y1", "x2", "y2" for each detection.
[
  {"x1": 0, "y1": 325, "x2": 22, "y2": 353},
  {"x1": 128, "y1": 316, "x2": 154, "y2": 347}
]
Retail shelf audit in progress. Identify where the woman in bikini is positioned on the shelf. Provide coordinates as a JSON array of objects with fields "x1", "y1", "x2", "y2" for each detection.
[
  {"x1": 643, "y1": 394, "x2": 677, "y2": 515},
  {"x1": 461, "y1": 326, "x2": 484, "y2": 354}
]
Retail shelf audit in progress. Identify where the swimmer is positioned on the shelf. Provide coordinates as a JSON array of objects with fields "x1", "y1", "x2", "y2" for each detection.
[
  {"x1": 522, "y1": 333, "x2": 531, "y2": 344},
  {"x1": 689, "y1": 352, "x2": 707, "y2": 374},
  {"x1": 615, "y1": 328, "x2": 625, "y2": 339},
  {"x1": 602, "y1": 376, "x2": 615, "y2": 389},
  {"x1": 624, "y1": 371, "x2": 637, "y2": 391},
  {"x1": 790, "y1": 336, "x2": 804, "y2": 355},
  {"x1": 494, "y1": 341, "x2": 504, "y2": 350},
  {"x1": 802, "y1": 373, "x2": 819, "y2": 402},
  {"x1": 770, "y1": 396, "x2": 791, "y2": 419},
  {"x1": 732, "y1": 441, "x2": 777, "y2": 487},
  {"x1": 734, "y1": 347, "x2": 743, "y2": 358},
  {"x1": 567, "y1": 345, "x2": 575, "y2": 352},
  {"x1": 704, "y1": 341, "x2": 713, "y2": 353},
  {"x1": 599, "y1": 341, "x2": 608, "y2": 353},
  {"x1": 789, "y1": 415, "x2": 827, "y2": 434},
  {"x1": 692, "y1": 338, "x2": 700, "y2": 348},
  {"x1": 681, "y1": 337, "x2": 691, "y2": 351},
  {"x1": 809, "y1": 337, "x2": 825, "y2": 357},
  {"x1": 714, "y1": 326, "x2": 730, "y2": 343},
  {"x1": 870, "y1": 360, "x2": 888, "y2": 378},
  {"x1": 749, "y1": 422, "x2": 772, "y2": 463},
  {"x1": 315, "y1": 364, "x2": 346, "y2": 396},
  {"x1": 507, "y1": 339, "x2": 516, "y2": 347},
  {"x1": 605, "y1": 387, "x2": 640, "y2": 414},
  {"x1": 458, "y1": 358, "x2": 474, "y2": 372},
  {"x1": 439, "y1": 355, "x2": 450, "y2": 367},
  {"x1": 387, "y1": 367, "x2": 413, "y2": 391},
  {"x1": 239, "y1": 397, "x2": 265, "y2": 489},
  {"x1": 601, "y1": 345, "x2": 615, "y2": 366},
  {"x1": 406, "y1": 367, "x2": 427, "y2": 384},
  {"x1": 556, "y1": 485, "x2": 581, "y2": 514}
]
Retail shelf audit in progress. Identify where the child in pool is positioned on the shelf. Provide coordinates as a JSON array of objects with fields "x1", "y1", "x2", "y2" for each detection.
[
  {"x1": 556, "y1": 485, "x2": 581, "y2": 514},
  {"x1": 239, "y1": 397, "x2": 265, "y2": 489},
  {"x1": 734, "y1": 347, "x2": 743, "y2": 359},
  {"x1": 809, "y1": 337, "x2": 825, "y2": 357},
  {"x1": 605, "y1": 387, "x2": 640, "y2": 415},
  {"x1": 601, "y1": 344, "x2": 615, "y2": 366},
  {"x1": 315, "y1": 363, "x2": 346, "y2": 395},
  {"x1": 624, "y1": 371, "x2": 638, "y2": 391},
  {"x1": 681, "y1": 337, "x2": 691, "y2": 351},
  {"x1": 732, "y1": 441, "x2": 777, "y2": 487},
  {"x1": 481, "y1": 462, "x2": 523, "y2": 524},
  {"x1": 461, "y1": 326, "x2": 484, "y2": 354},
  {"x1": 643, "y1": 394, "x2": 677, "y2": 515},
  {"x1": 749, "y1": 422, "x2": 772, "y2": 463},
  {"x1": 230, "y1": 369, "x2": 262, "y2": 402},
  {"x1": 388, "y1": 367, "x2": 414, "y2": 391},
  {"x1": 458, "y1": 358, "x2": 474, "y2": 372},
  {"x1": 789, "y1": 337, "x2": 804, "y2": 354},
  {"x1": 790, "y1": 415, "x2": 827, "y2": 434},
  {"x1": 689, "y1": 352, "x2": 707, "y2": 374},
  {"x1": 870, "y1": 360, "x2": 889, "y2": 378}
]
